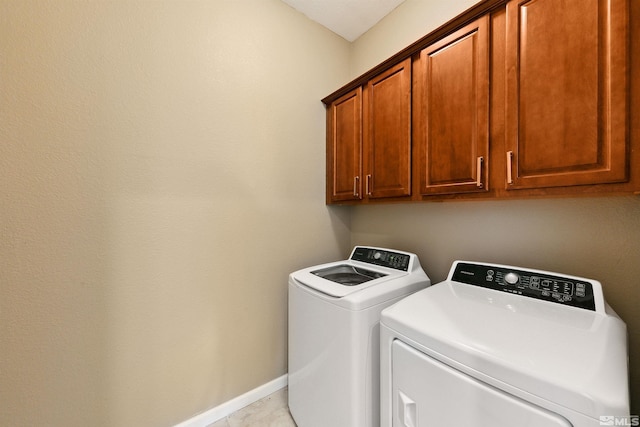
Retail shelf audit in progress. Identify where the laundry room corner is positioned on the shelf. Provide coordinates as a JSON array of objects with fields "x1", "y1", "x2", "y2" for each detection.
[{"x1": 343, "y1": 0, "x2": 640, "y2": 414}]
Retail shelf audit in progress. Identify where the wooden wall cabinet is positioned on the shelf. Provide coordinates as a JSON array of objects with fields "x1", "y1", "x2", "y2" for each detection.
[
  {"x1": 326, "y1": 59, "x2": 412, "y2": 203},
  {"x1": 504, "y1": 0, "x2": 629, "y2": 190},
  {"x1": 327, "y1": 88, "x2": 363, "y2": 202},
  {"x1": 364, "y1": 58, "x2": 412, "y2": 200},
  {"x1": 323, "y1": 0, "x2": 637, "y2": 204},
  {"x1": 416, "y1": 16, "x2": 490, "y2": 196}
]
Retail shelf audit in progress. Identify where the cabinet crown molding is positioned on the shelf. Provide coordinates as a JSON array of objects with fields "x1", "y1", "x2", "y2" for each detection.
[{"x1": 321, "y1": 0, "x2": 507, "y2": 106}]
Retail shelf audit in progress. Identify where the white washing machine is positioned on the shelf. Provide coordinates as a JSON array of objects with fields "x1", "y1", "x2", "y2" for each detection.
[
  {"x1": 380, "y1": 260, "x2": 629, "y2": 427},
  {"x1": 289, "y1": 246, "x2": 431, "y2": 427}
]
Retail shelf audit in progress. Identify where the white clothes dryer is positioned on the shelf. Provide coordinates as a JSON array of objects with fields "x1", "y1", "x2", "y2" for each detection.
[
  {"x1": 289, "y1": 246, "x2": 431, "y2": 427},
  {"x1": 380, "y1": 260, "x2": 629, "y2": 427}
]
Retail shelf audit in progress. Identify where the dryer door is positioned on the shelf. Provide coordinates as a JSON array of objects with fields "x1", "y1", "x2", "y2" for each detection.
[{"x1": 391, "y1": 340, "x2": 572, "y2": 427}]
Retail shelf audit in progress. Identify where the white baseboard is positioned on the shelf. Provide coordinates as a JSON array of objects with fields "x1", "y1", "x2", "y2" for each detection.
[{"x1": 174, "y1": 374, "x2": 288, "y2": 427}]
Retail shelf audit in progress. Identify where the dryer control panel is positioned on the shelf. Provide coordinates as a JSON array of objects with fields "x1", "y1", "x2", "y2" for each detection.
[
  {"x1": 351, "y1": 247, "x2": 411, "y2": 271},
  {"x1": 452, "y1": 262, "x2": 597, "y2": 311}
]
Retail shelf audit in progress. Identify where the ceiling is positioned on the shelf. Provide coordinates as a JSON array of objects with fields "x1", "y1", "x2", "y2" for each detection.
[{"x1": 280, "y1": 0, "x2": 406, "y2": 42}]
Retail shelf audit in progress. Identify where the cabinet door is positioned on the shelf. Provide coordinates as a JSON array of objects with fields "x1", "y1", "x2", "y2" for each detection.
[
  {"x1": 327, "y1": 88, "x2": 362, "y2": 202},
  {"x1": 365, "y1": 58, "x2": 412, "y2": 199},
  {"x1": 418, "y1": 17, "x2": 490, "y2": 195},
  {"x1": 505, "y1": 0, "x2": 629, "y2": 189}
]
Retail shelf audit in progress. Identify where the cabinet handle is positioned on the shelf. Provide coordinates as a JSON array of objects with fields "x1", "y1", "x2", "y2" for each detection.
[
  {"x1": 506, "y1": 151, "x2": 514, "y2": 185},
  {"x1": 353, "y1": 176, "x2": 359, "y2": 197},
  {"x1": 476, "y1": 156, "x2": 484, "y2": 188},
  {"x1": 366, "y1": 174, "x2": 372, "y2": 196}
]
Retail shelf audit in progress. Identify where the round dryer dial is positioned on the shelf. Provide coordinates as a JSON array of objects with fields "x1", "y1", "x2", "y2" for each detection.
[{"x1": 504, "y1": 272, "x2": 519, "y2": 285}]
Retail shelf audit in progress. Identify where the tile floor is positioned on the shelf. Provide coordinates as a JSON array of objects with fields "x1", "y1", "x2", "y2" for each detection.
[{"x1": 207, "y1": 388, "x2": 297, "y2": 427}]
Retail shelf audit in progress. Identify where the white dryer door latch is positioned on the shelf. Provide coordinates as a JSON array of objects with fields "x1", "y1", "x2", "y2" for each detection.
[{"x1": 398, "y1": 390, "x2": 417, "y2": 427}]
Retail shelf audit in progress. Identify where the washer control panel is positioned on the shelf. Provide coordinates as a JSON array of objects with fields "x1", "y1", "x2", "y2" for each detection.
[
  {"x1": 451, "y1": 262, "x2": 597, "y2": 311},
  {"x1": 351, "y1": 247, "x2": 411, "y2": 271}
]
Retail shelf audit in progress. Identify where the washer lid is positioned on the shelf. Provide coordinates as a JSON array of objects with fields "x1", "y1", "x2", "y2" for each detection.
[
  {"x1": 311, "y1": 264, "x2": 388, "y2": 286},
  {"x1": 292, "y1": 261, "x2": 405, "y2": 298},
  {"x1": 290, "y1": 246, "x2": 424, "y2": 298},
  {"x1": 381, "y1": 279, "x2": 629, "y2": 419}
]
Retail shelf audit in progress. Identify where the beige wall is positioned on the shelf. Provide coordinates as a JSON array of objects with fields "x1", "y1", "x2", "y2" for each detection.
[
  {"x1": 349, "y1": 0, "x2": 640, "y2": 415},
  {"x1": 0, "y1": 1, "x2": 351, "y2": 426}
]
